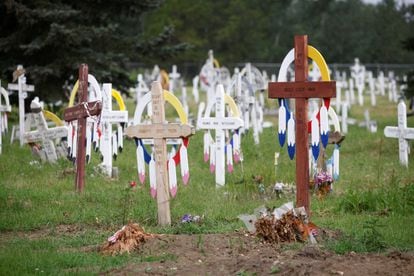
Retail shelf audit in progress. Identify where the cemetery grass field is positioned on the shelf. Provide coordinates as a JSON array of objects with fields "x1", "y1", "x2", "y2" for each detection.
[{"x1": 0, "y1": 93, "x2": 413, "y2": 274}]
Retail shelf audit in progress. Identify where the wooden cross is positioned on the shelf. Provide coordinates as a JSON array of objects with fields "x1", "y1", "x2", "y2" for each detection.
[
  {"x1": 384, "y1": 101, "x2": 414, "y2": 167},
  {"x1": 125, "y1": 81, "x2": 194, "y2": 226},
  {"x1": 63, "y1": 64, "x2": 102, "y2": 192},
  {"x1": 8, "y1": 67, "x2": 35, "y2": 146},
  {"x1": 268, "y1": 35, "x2": 336, "y2": 214},
  {"x1": 24, "y1": 98, "x2": 68, "y2": 162}
]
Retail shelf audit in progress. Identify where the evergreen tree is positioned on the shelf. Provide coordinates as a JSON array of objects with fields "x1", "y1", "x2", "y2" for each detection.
[{"x1": 0, "y1": 0, "x2": 188, "y2": 100}]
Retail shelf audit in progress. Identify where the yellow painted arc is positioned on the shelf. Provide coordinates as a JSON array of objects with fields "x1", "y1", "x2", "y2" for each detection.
[
  {"x1": 213, "y1": 58, "x2": 220, "y2": 68},
  {"x1": 111, "y1": 89, "x2": 126, "y2": 111},
  {"x1": 160, "y1": 70, "x2": 170, "y2": 89},
  {"x1": 43, "y1": 110, "x2": 64, "y2": 126},
  {"x1": 69, "y1": 80, "x2": 126, "y2": 111},
  {"x1": 224, "y1": 94, "x2": 240, "y2": 117},
  {"x1": 308, "y1": 46, "x2": 331, "y2": 81},
  {"x1": 68, "y1": 80, "x2": 79, "y2": 107},
  {"x1": 163, "y1": 90, "x2": 188, "y2": 124}
]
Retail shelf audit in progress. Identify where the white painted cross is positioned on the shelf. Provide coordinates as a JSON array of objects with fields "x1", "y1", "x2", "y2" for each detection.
[
  {"x1": 358, "y1": 109, "x2": 377, "y2": 133},
  {"x1": 125, "y1": 81, "x2": 194, "y2": 226},
  {"x1": 0, "y1": 85, "x2": 12, "y2": 154},
  {"x1": 24, "y1": 98, "x2": 68, "y2": 162},
  {"x1": 136, "y1": 74, "x2": 149, "y2": 104},
  {"x1": 384, "y1": 101, "x2": 414, "y2": 167},
  {"x1": 8, "y1": 65, "x2": 35, "y2": 146},
  {"x1": 198, "y1": 84, "x2": 244, "y2": 186},
  {"x1": 192, "y1": 76, "x2": 200, "y2": 104},
  {"x1": 99, "y1": 83, "x2": 128, "y2": 177},
  {"x1": 168, "y1": 65, "x2": 181, "y2": 92}
]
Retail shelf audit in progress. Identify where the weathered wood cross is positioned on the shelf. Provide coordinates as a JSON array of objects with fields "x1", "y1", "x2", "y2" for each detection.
[
  {"x1": 268, "y1": 35, "x2": 336, "y2": 214},
  {"x1": 64, "y1": 64, "x2": 102, "y2": 192},
  {"x1": 125, "y1": 81, "x2": 194, "y2": 226}
]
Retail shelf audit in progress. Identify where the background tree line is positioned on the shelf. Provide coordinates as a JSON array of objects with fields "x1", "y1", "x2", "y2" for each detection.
[{"x1": 0, "y1": 0, "x2": 413, "y2": 101}]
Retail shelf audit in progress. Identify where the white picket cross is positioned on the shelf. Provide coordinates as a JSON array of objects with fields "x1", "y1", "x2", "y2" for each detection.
[
  {"x1": 99, "y1": 83, "x2": 128, "y2": 177},
  {"x1": 168, "y1": 65, "x2": 181, "y2": 92},
  {"x1": 384, "y1": 101, "x2": 414, "y2": 167},
  {"x1": 8, "y1": 66, "x2": 35, "y2": 146},
  {"x1": 24, "y1": 98, "x2": 68, "y2": 162},
  {"x1": 198, "y1": 84, "x2": 243, "y2": 186}
]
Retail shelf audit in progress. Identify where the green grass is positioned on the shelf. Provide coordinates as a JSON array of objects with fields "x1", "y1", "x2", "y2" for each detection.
[{"x1": 0, "y1": 91, "x2": 413, "y2": 273}]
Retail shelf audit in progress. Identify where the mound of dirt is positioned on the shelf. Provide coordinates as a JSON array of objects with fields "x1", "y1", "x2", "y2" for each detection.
[{"x1": 100, "y1": 223, "x2": 155, "y2": 255}]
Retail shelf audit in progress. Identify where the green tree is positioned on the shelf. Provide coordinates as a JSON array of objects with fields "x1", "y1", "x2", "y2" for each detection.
[{"x1": 0, "y1": 0, "x2": 187, "y2": 100}]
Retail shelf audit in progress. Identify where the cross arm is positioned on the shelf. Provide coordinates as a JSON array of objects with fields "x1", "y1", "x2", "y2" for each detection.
[
  {"x1": 64, "y1": 101, "x2": 102, "y2": 122},
  {"x1": 125, "y1": 123, "x2": 195, "y2": 139},
  {"x1": 268, "y1": 81, "x2": 336, "y2": 99}
]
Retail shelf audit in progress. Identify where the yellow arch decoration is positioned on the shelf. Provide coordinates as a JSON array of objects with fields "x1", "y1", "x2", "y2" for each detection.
[
  {"x1": 213, "y1": 58, "x2": 220, "y2": 68},
  {"x1": 43, "y1": 110, "x2": 64, "y2": 126},
  {"x1": 69, "y1": 80, "x2": 126, "y2": 111},
  {"x1": 308, "y1": 46, "x2": 331, "y2": 81},
  {"x1": 163, "y1": 90, "x2": 188, "y2": 124},
  {"x1": 224, "y1": 94, "x2": 240, "y2": 117}
]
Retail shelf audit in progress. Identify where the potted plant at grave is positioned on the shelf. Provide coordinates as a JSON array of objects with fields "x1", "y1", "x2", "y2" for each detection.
[{"x1": 313, "y1": 171, "x2": 333, "y2": 199}]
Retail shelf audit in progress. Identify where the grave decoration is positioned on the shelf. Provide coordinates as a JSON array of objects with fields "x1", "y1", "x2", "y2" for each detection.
[
  {"x1": 125, "y1": 81, "x2": 194, "y2": 226},
  {"x1": 384, "y1": 101, "x2": 414, "y2": 167},
  {"x1": 268, "y1": 35, "x2": 336, "y2": 213},
  {"x1": 23, "y1": 97, "x2": 68, "y2": 162},
  {"x1": 197, "y1": 84, "x2": 244, "y2": 187},
  {"x1": 8, "y1": 65, "x2": 34, "y2": 146},
  {"x1": 0, "y1": 84, "x2": 12, "y2": 154},
  {"x1": 64, "y1": 64, "x2": 102, "y2": 192}
]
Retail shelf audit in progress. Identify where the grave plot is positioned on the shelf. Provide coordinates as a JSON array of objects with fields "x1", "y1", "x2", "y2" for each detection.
[
  {"x1": 197, "y1": 84, "x2": 243, "y2": 187},
  {"x1": 64, "y1": 64, "x2": 102, "y2": 192},
  {"x1": 8, "y1": 65, "x2": 35, "y2": 146},
  {"x1": 23, "y1": 97, "x2": 68, "y2": 163},
  {"x1": 125, "y1": 81, "x2": 194, "y2": 226},
  {"x1": 0, "y1": 84, "x2": 12, "y2": 155},
  {"x1": 268, "y1": 35, "x2": 336, "y2": 213},
  {"x1": 384, "y1": 101, "x2": 414, "y2": 167}
]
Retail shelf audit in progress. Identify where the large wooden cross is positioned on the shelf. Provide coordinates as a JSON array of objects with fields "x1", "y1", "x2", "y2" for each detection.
[
  {"x1": 125, "y1": 81, "x2": 194, "y2": 226},
  {"x1": 64, "y1": 64, "x2": 102, "y2": 192},
  {"x1": 268, "y1": 35, "x2": 336, "y2": 213}
]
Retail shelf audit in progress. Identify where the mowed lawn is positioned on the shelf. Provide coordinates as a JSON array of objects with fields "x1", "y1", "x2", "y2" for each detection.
[{"x1": 0, "y1": 91, "x2": 413, "y2": 274}]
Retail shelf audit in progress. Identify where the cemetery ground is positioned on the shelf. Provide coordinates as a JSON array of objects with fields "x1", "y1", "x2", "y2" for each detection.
[{"x1": 0, "y1": 93, "x2": 413, "y2": 275}]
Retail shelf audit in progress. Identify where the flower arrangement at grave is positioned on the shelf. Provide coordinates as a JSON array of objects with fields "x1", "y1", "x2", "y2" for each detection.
[{"x1": 312, "y1": 171, "x2": 333, "y2": 199}]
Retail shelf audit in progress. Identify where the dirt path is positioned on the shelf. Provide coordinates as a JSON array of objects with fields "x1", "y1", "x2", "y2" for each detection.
[{"x1": 104, "y1": 233, "x2": 414, "y2": 276}]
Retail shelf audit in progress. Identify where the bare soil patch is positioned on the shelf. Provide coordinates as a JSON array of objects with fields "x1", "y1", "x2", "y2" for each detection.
[{"x1": 104, "y1": 232, "x2": 414, "y2": 276}]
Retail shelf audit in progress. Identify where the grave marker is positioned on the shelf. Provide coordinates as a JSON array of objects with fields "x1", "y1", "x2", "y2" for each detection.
[
  {"x1": 384, "y1": 101, "x2": 414, "y2": 167},
  {"x1": 64, "y1": 64, "x2": 102, "y2": 192},
  {"x1": 198, "y1": 84, "x2": 243, "y2": 186},
  {"x1": 24, "y1": 98, "x2": 68, "y2": 162},
  {"x1": 125, "y1": 81, "x2": 194, "y2": 226},
  {"x1": 268, "y1": 35, "x2": 336, "y2": 213},
  {"x1": 99, "y1": 84, "x2": 128, "y2": 177},
  {"x1": 8, "y1": 65, "x2": 35, "y2": 146},
  {"x1": 0, "y1": 85, "x2": 12, "y2": 154}
]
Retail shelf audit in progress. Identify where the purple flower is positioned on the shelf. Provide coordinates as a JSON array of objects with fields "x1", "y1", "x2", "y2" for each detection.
[
  {"x1": 314, "y1": 171, "x2": 333, "y2": 185},
  {"x1": 181, "y1": 214, "x2": 193, "y2": 223}
]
